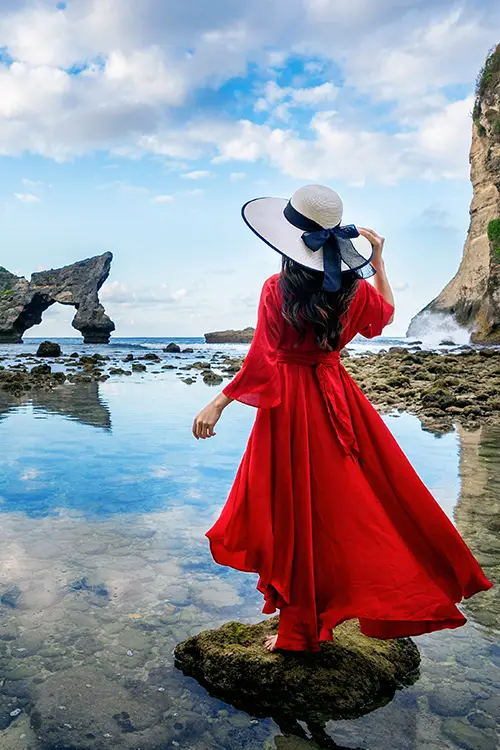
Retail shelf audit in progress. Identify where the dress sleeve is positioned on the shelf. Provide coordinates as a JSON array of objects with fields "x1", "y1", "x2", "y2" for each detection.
[
  {"x1": 222, "y1": 278, "x2": 282, "y2": 408},
  {"x1": 354, "y1": 279, "x2": 394, "y2": 339}
]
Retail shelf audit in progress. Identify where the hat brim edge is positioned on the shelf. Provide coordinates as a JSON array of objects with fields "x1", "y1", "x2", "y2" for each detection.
[{"x1": 241, "y1": 197, "x2": 374, "y2": 275}]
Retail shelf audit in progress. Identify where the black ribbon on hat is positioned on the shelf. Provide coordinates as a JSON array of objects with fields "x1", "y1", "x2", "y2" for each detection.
[{"x1": 283, "y1": 201, "x2": 363, "y2": 292}]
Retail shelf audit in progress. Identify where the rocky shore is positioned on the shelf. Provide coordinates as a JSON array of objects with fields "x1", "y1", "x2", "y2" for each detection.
[
  {"x1": 2, "y1": 340, "x2": 500, "y2": 435},
  {"x1": 341, "y1": 345, "x2": 500, "y2": 434}
]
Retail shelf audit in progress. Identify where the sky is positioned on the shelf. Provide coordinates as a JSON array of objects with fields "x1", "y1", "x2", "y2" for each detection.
[{"x1": 0, "y1": 0, "x2": 499, "y2": 338}]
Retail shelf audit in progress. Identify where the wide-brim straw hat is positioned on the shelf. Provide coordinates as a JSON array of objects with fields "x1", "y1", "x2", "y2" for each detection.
[{"x1": 242, "y1": 184, "x2": 374, "y2": 290}]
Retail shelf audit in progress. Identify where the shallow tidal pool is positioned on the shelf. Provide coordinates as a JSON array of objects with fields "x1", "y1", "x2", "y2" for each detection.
[{"x1": 0, "y1": 373, "x2": 498, "y2": 750}]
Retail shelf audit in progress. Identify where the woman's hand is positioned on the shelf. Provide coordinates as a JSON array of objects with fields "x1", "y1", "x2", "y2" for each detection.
[
  {"x1": 358, "y1": 227, "x2": 385, "y2": 266},
  {"x1": 192, "y1": 393, "x2": 233, "y2": 439},
  {"x1": 358, "y1": 226, "x2": 394, "y2": 318}
]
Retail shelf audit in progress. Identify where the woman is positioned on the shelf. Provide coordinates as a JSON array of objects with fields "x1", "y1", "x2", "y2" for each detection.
[{"x1": 192, "y1": 184, "x2": 492, "y2": 653}]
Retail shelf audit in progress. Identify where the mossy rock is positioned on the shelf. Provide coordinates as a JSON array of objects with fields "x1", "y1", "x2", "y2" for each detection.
[{"x1": 174, "y1": 616, "x2": 420, "y2": 728}]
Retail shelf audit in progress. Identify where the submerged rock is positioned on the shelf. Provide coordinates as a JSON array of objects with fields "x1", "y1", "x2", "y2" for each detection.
[
  {"x1": 70, "y1": 577, "x2": 109, "y2": 599},
  {"x1": 30, "y1": 666, "x2": 161, "y2": 750},
  {"x1": 174, "y1": 616, "x2": 420, "y2": 734},
  {"x1": 163, "y1": 343, "x2": 181, "y2": 353},
  {"x1": 0, "y1": 586, "x2": 21, "y2": 609}
]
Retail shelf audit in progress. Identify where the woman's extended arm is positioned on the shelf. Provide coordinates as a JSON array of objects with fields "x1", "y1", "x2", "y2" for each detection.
[
  {"x1": 358, "y1": 227, "x2": 394, "y2": 324},
  {"x1": 192, "y1": 392, "x2": 233, "y2": 440},
  {"x1": 192, "y1": 276, "x2": 282, "y2": 440}
]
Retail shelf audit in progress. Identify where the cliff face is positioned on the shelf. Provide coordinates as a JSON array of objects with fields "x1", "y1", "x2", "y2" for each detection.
[
  {"x1": 0, "y1": 253, "x2": 115, "y2": 343},
  {"x1": 408, "y1": 44, "x2": 500, "y2": 342}
]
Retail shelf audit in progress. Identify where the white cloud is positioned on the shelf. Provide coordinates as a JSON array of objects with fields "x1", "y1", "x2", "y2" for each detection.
[
  {"x1": 14, "y1": 192, "x2": 41, "y2": 202},
  {"x1": 171, "y1": 288, "x2": 187, "y2": 301},
  {"x1": 229, "y1": 171, "x2": 246, "y2": 181},
  {"x1": 304, "y1": 61, "x2": 324, "y2": 73},
  {"x1": 203, "y1": 92, "x2": 472, "y2": 184},
  {"x1": 412, "y1": 204, "x2": 460, "y2": 232},
  {"x1": 183, "y1": 188, "x2": 205, "y2": 197},
  {"x1": 413, "y1": 96, "x2": 474, "y2": 179},
  {"x1": 151, "y1": 194, "x2": 174, "y2": 203},
  {"x1": 291, "y1": 82, "x2": 339, "y2": 106},
  {"x1": 394, "y1": 281, "x2": 410, "y2": 292},
  {"x1": 22, "y1": 177, "x2": 48, "y2": 188},
  {"x1": 98, "y1": 180, "x2": 151, "y2": 196},
  {"x1": 0, "y1": 0, "x2": 497, "y2": 181},
  {"x1": 254, "y1": 80, "x2": 339, "y2": 114},
  {"x1": 342, "y1": 7, "x2": 494, "y2": 106},
  {"x1": 181, "y1": 170, "x2": 212, "y2": 180},
  {"x1": 100, "y1": 280, "x2": 187, "y2": 306}
]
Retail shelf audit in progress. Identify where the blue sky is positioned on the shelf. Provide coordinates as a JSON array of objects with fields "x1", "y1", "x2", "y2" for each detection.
[{"x1": 0, "y1": 0, "x2": 499, "y2": 338}]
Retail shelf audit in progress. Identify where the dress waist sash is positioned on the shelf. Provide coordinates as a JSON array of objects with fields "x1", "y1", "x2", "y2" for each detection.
[
  {"x1": 276, "y1": 349, "x2": 359, "y2": 460},
  {"x1": 276, "y1": 350, "x2": 340, "y2": 366}
]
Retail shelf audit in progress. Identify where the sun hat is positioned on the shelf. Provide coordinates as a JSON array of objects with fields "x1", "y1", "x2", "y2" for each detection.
[{"x1": 242, "y1": 184, "x2": 375, "y2": 292}]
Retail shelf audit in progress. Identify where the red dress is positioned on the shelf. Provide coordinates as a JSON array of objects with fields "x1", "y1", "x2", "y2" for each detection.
[{"x1": 206, "y1": 274, "x2": 492, "y2": 651}]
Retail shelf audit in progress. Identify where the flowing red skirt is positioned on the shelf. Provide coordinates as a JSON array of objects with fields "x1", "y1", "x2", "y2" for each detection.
[{"x1": 207, "y1": 356, "x2": 493, "y2": 651}]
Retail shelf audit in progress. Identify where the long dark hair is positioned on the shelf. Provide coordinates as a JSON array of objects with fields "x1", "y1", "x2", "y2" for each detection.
[{"x1": 279, "y1": 257, "x2": 359, "y2": 351}]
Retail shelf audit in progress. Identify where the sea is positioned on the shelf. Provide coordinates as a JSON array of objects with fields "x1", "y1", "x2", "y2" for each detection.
[
  {"x1": 0, "y1": 331, "x2": 498, "y2": 749},
  {"x1": 0, "y1": 327, "x2": 476, "y2": 366}
]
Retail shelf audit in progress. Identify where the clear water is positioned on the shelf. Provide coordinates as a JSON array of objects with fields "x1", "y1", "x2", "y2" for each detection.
[{"x1": 0, "y1": 358, "x2": 498, "y2": 748}]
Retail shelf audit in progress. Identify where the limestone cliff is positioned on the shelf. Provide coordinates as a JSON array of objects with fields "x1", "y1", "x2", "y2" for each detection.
[
  {"x1": 0, "y1": 252, "x2": 115, "y2": 343},
  {"x1": 408, "y1": 44, "x2": 500, "y2": 342}
]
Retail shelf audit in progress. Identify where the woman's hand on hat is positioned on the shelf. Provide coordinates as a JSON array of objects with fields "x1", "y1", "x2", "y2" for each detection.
[{"x1": 357, "y1": 227, "x2": 385, "y2": 264}]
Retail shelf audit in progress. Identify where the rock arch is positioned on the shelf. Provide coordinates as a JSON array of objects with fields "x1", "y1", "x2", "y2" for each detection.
[{"x1": 0, "y1": 252, "x2": 115, "y2": 343}]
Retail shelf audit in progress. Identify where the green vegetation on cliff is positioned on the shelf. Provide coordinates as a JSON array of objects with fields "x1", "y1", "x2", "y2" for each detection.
[
  {"x1": 473, "y1": 44, "x2": 500, "y2": 135},
  {"x1": 476, "y1": 44, "x2": 500, "y2": 98},
  {"x1": 488, "y1": 218, "x2": 500, "y2": 259}
]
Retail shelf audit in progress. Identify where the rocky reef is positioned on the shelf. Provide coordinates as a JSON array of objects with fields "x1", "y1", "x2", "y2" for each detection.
[
  {"x1": 0, "y1": 252, "x2": 115, "y2": 344},
  {"x1": 341, "y1": 345, "x2": 500, "y2": 434},
  {"x1": 205, "y1": 326, "x2": 255, "y2": 343},
  {"x1": 408, "y1": 44, "x2": 500, "y2": 342},
  {"x1": 2, "y1": 341, "x2": 500, "y2": 435},
  {"x1": 174, "y1": 616, "x2": 420, "y2": 745}
]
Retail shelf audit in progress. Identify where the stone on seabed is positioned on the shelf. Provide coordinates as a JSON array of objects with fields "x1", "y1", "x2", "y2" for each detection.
[{"x1": 174, "y1": 615, "x2": 420, "y2": 728}]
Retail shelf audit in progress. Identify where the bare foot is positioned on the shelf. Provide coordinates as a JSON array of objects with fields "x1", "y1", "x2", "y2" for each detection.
[{"x1": 264, "y1": 634, "x2": 278, "y2": 652}]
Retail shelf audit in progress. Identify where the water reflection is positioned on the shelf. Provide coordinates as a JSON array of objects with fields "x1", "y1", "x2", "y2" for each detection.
[
  {"x1": 455, "y1": 425, "x2": 500, "y2": 630},
  {"x1": 0, "y1": 377, "x2": 498, "y2": 749},
  {"x1": 0, "y1": 382, "x2": 111, "y2": 429}
]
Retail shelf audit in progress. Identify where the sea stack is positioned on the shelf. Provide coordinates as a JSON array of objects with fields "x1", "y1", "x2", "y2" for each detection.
[
  {"x1": 0, "y1": 252, "x2": 115, "y2": 344},
  {"x1": 408, "y1": 44, "x2": 500, "y2": 343}
]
